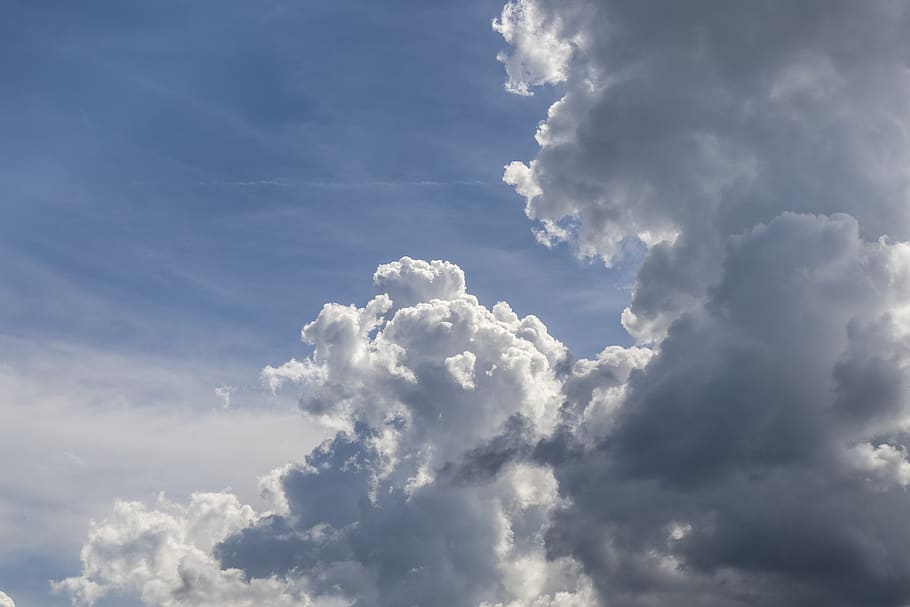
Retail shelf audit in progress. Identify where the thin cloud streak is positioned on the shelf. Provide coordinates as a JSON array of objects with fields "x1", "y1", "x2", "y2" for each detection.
[{"x1": 122, "y1": 179, "x2": 497, "y2": 189}]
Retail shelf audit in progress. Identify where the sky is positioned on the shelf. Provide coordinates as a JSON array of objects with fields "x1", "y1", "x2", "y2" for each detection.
[
  {"x1": 5, "y1": 1, "x2": 910, "y2": 607},
  {"x1": 0, "y1": 0, "x2": 634, "y2": 364}
]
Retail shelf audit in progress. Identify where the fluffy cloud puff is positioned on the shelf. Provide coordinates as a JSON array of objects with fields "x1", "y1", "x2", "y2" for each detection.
[
  {"x1": 0, "y1": 592, "x2": 14, "y2": 607},
  {"x1": 492, "y1": 0, "x2": 576, "y2": 95},
  {"x1": 53, "y1": 493, "x2": 324, "y2": 607}
]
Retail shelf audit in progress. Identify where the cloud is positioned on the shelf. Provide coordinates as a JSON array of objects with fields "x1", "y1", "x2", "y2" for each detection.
[
  {"x1": 52, "y1": 494, "x2": 320, "y2": 607},
  {"x1": 497, "y1": 0, "x2": 910, "y2": 342},
  {"x1": 543, "y1": 213, "x2": 910, "y2": 605},
  {"x1": 214, "y1": 385, "x2": 234, "y2": 409},
  {"x1": 492, "y1": 1, "x2": 910, "y2": 604},
  {"x1": 0, "y1": 592, "x2": 15, "y2": 607},
  {"x1": 57, "y1": 258, "x2": 602, "y2": 606},
  {"x1": 492, "y1": 0, "x2": 576, "y2": 95}
]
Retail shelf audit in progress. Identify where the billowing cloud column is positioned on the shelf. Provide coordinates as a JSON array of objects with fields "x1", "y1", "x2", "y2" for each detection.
[{"x1": 495, "y1": 1, "x2": 910, "y2": 605}]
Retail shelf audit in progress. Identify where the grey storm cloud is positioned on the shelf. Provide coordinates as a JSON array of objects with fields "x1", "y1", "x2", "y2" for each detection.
[{"x1": 56, "y1": 2, "x2": 910, "y2": 607}]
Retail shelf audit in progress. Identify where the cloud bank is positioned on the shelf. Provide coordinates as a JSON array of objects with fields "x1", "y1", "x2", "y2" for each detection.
[{"x1": 57, "y1": 2, "x2": 910, "y2": 606}]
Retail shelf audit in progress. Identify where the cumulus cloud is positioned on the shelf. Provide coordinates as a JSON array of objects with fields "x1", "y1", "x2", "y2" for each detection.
[
  {"x1": 53, "y1": 493, "x2": 322, "y2": 607},
  {"x1": 58, "y1": 258, "x2": 604, "y2": 607},
  {"x1": 0, "y1": 591, "x2": 14, "y2": 607},
  {"x1": 492, "y1": 0, "x2": 576, "y2": 95}
]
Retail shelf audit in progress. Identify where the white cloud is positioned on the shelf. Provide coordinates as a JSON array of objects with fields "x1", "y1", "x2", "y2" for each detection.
[
  {"x1": 214, "y1": 385, "x2": 234, "y2": 409},
  {"x1": 445, "y1": 351, "x2": 477, "y2": 390},
  {"x1": 264, "y1": 258, "x2": 569, "y2": 468},
  {"x1": 52, "y1": 494, "x2": 324, "y2": 607},
  {"x1": 373, "y1": 256, "x2": 467, "y2": 307},
  {"x1": 492, "y1": 0, "x2": 576, "y2": 95},
  {"x1": 846, "y1": 443, "x2": 910, "y2": 488},
  {"x1": 0, "y1": 591, "x2": 15, "y2": 607}
]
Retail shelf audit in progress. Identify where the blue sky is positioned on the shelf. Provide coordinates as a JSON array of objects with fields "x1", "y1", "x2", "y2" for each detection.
[{"x1": 1, "y1": 0, "x2": 633, "y2": 370}]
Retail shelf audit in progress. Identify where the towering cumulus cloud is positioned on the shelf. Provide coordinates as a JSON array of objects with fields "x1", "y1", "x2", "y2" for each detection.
[{"x1": 58, "y1": 2, "x2": 910, "y2": 607}]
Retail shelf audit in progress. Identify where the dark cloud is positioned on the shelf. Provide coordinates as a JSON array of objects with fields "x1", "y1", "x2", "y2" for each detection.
[{"x1": 542, "y1": 214, "x2": 910, "y2": 605}]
